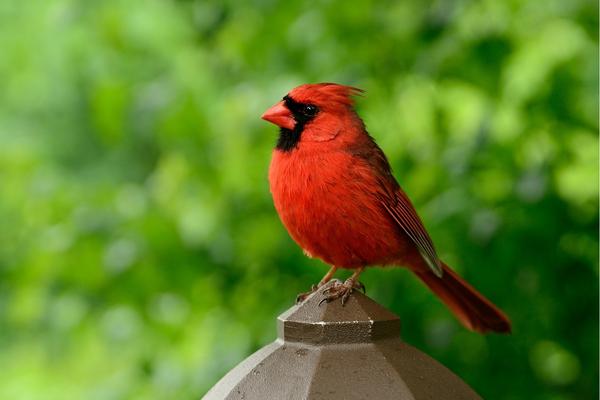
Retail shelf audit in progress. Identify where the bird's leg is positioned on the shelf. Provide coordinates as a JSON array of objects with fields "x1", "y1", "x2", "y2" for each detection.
[
  {"x1": 296, "y1": 266, "x2": 338, "y2": 303},
  {"x1": 320, "y1": 266, "x2": 366, "y2": 306}
]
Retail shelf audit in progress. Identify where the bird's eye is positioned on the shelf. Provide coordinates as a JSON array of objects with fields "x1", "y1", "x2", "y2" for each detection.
[{"x1": 302, "y1": 104, "x2": 317, "y2": 116}]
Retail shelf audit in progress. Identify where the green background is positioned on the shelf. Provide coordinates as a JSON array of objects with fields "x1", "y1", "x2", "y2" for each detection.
[{"x1": 1, "y1": 0, "x2": 598, "y2": 399}]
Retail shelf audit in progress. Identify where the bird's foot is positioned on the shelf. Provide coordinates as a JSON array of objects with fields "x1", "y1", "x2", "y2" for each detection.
[
  {"x1": 319, "y1": 278, "x2": 366, "y2": 306},
  {"x1": 296, "y1": 284, "x2": 319, "y2": 304}
]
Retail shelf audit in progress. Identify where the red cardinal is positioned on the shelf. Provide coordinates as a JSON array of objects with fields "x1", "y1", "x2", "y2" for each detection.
[{"x1": 262, "y1": 83, "x2": 511, "y2": 334}]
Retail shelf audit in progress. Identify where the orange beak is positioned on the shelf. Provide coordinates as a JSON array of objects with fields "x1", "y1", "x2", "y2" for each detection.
[{"x1": 261, "y1": 101, "x2": 295, "y2": 130}]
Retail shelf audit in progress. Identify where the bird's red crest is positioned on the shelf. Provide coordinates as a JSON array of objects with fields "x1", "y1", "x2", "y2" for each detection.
[{"x1": 288, "y1": 83, "x2": 364, "y2": 107}]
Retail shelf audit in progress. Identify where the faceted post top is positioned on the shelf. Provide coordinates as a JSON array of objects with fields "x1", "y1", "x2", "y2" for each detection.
[
  {"x1": 277, "y1": 280, "x2": 401, "y2": 345},
  {"x1": 204, "y1": 279, "x2": 482, "y2": 400}
]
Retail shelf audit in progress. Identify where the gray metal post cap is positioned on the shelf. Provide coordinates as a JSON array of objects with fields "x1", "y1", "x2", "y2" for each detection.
[{"x1": 203, "y1": 280, "x2": 482, "y2": 400}]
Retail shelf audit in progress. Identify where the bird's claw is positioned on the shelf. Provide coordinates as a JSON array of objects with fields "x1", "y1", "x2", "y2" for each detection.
[
  {"x1": 295, "y1": 283, "x2": 320, "y2": 304},
  {"x1": 319, "y1": 279, "x2": 366, "y2": 306},
  {"x1": 355, "y1": 281, "x2": 366, "y2": 294}
]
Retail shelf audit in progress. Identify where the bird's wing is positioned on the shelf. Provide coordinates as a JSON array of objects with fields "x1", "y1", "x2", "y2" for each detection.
[
  {"x1": 379, "y1": 189, "x2": 443, "y2": 277},
  {"x1": 346, "y1": 136, "x2": 443, "y2": 277}
]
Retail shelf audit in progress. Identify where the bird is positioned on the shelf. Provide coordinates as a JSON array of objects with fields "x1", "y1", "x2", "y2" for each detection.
[{"x1": 261, "y1": 83, "x2": 511, "y2": 334}]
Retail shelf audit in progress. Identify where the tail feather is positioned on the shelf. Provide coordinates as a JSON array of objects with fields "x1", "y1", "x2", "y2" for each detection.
[{"x1": 415, "y1": 262, "x2": 511, "y2": 334}]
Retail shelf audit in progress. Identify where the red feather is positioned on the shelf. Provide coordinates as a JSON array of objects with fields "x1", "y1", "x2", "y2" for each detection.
[{"x1": 416, "y1": 263, "x2": 512, "y2": 333}]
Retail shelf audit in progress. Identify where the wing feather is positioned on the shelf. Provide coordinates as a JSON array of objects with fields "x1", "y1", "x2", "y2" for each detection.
[
  {"x1": 345, "y1": 134, "x2": 442, "y2": 277},
  {"x1": 381, "y1": 190, "x2": 442, "y2": 277}
]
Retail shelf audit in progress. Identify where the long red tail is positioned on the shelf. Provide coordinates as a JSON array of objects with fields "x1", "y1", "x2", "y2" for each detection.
[{"x1": 415, "y1": 262, "x2": 511, "y2": 334}]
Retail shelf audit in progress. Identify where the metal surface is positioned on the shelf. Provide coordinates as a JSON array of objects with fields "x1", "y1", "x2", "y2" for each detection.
[{"x1": 203, "y1": 280, "x2": 482, "y2": 400}]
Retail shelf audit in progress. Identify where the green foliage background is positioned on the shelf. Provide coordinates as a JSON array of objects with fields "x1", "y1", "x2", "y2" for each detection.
[{"x1": 0, "y1": 0, "x2": 598, "y2": 399}]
